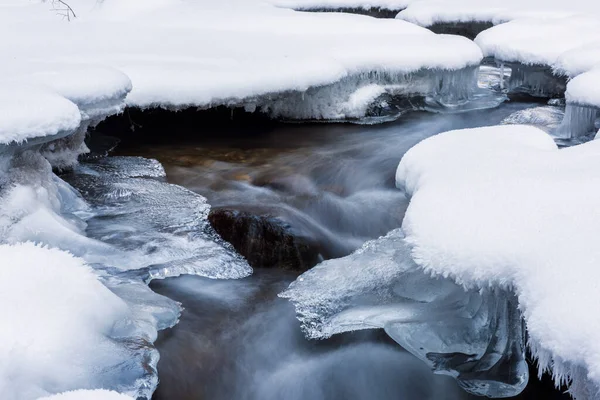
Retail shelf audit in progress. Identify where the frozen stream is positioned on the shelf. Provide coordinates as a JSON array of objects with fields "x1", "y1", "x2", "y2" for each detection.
[{"x1": 88, "y1": 102, "x2": 572, "y2": 399}]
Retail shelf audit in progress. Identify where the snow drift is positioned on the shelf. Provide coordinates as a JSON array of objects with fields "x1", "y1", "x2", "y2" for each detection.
[
  {"x1": 0, "y1": 243, "x2": 129, "y2": 399},
  {"x1": 397, "y1": 125, "x2": 600, "y2": 399},
  {"x1": 0, "y1": 0, "x2": 485, "y2": 123}
]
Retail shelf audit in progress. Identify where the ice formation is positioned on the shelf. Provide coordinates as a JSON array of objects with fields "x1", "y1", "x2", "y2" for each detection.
[
  {"x1": 0, "y1": 13, "x2": 249, "y2": 394},
  {"x1": 473, "y1": 16, "x2": 600, "y2": 137},
  {"x1": 283, "y1": 124, "x2": 600, "y2": 399},
  {"x1": 397, "y1": 0, "x2": 600, "y2": 27},
  {"x1": 4, "y1": 0, "x2": 600, "y2": 398},
  {"x1": 280, "y1": 229, "x2": 528, "y2": 397},
  {"x1": 0, "y1": 130, "x2": 250, "y2": 399}
]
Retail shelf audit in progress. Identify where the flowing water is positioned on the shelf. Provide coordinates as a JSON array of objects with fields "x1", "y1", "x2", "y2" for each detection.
[{"x1": 93, "y1": 102, "x2": 569, "y2": 399}]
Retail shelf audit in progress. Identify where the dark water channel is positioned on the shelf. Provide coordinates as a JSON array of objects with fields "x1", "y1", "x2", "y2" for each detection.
[{"x1": 105, "y1": 104, "x2": 570, "y2": 400}]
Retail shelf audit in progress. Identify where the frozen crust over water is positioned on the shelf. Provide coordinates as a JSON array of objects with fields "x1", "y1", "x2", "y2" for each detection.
[
  {"x1": 0, "y1": 65, "x2": 131, "y2": 146},
  {"x1": 0, "y1": 0, "x2": 483, "y2": 126},
  {"x1": 397, "y1": 0, "x2": 600, "y2": 27},
  {"x1": 280, "y1": 229, "x2": 529, "y2": 397},
  {"x1": 396, "y1": 125, "x2": 600, "y2": 399},
  {"x1": 471, "y1": 14, "x2": 600, "y2": 110}
]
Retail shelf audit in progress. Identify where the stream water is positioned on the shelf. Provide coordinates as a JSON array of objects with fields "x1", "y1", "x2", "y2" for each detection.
[{"x1": 94, "y1": 101, "x2": 571, "y2": 399}]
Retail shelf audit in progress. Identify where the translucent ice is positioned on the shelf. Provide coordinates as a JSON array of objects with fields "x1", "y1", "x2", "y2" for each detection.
[{"x1": 280, "y1": 229, "x2": 528, "y2": 397}]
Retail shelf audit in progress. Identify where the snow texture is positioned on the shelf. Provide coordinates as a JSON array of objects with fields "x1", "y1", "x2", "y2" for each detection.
[
  {"x1": 0, "y1": 0, "x2": 483, "y2": 127},
  {"x1": 397, "y1": 0, "x2": 600, "y2": 27},
  {"x1": 38, "y1": 390, "x2": 134, "y2": 400},
  {"x1": 396, "y1": 125, "x2": 600, "y2": 399},
  {"x1": 0, "y1": 243, "x2": 130, "y2": 400},
  {"x1": 471, "y1": 15, "x2": 600, "y2": 109},
  {"x1": 566, "y1": 70, "x2": 600, "y2": 108},
  {"x1": 0, "y1": 86, "x2": 81, "y2": 145}
]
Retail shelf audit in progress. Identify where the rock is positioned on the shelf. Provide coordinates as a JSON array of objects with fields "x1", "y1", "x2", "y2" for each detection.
[{"x1": 208, "y1": 208, "x2": 322, "y2": 271}]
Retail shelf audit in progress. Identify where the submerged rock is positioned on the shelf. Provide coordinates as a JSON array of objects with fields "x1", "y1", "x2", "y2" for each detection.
[{"x1": 208, "y1": 208, "x2": 322, "y2": 271}]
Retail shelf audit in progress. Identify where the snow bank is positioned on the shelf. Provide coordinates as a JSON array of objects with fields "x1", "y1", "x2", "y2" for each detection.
[
  {"x1": 397, "y1": 0, "x2": 600, "y2": 27},
  {"x1": 0, "y1": 0, "x2": 483, "y2": 123},
  {"x1": 271, "y1": 0, "x2": 412, "y2": 12},
  {"x1": 555, "y1": 43, "x2": 600, "y2": 78},
  {"x1": 38, "y1": 390, "x2": 134, "y2": 400},
  {"x1": 0, "y1": 243, "x2": 130, "y2": 400},
  {"x1": 0, "y1": 86, "x2": 80, "y2": 145},
  {"x1": 474, "y1": 16, "x2": 600, "y2": 69},
  {"x1": 396, "y1": 125, "x2": 600, "y2": 399},
  {"x1": 566, "y1": 70, "x2": 600, "y2": 108}
]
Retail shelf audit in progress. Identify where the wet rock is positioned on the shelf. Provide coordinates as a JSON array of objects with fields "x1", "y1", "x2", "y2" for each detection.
[{"x1": 208, "y1": 208, "x2": 322, "y2": 271}]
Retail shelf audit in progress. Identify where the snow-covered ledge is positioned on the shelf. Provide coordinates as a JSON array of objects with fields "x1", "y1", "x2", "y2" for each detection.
[
  {"x1": 0, "y1": 63, "x2": 147, "y2": 399},
  {"x1": 397, "y1": 125, "x2": 600, "y2": 399}
]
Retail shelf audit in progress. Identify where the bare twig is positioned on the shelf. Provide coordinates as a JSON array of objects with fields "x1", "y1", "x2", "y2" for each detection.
[{"x1": 49, "y1": 0, "x2": 76, "y2": 21}]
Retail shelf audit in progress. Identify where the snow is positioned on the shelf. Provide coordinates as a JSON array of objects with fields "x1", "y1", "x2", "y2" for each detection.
[
  {"x1": 38, "y1": 390, "x2": 134, "y2": 400},
  {"x1": 0, "y1": 243, "x2": 130, "y2": 400},
  {"x1": 474, "y1": 16, "x2": 600, "y2": 69},
  {"x1": 0, "y1": 0, "x2": 482, "y2": 125},
  {"x1": 555, "y1": 42, "x2": 600, "y2": 78},
  {"x1": 396, "y1": 125, "x2": 600, "y2": 398},
  {"x1": 0, "y1": 86, "x2": 81, "y2": 145},
  {"x1": 473, "y1": 15, "x2": 600, "y2": 121},
  {"x1": 397, "y1": 0, "x2": 600, "y2": 27},
  {"x1": 566, "y1": 69, "x2": 600, "y2": 108}
]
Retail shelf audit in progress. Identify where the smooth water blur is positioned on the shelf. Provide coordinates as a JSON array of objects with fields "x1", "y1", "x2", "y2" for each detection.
[
  {"x1": 121, "y1": 103, "x2": 539, "y2": 259},
  {"x1": 151, "y1": 271, "x2": 475, "y2": 400}
]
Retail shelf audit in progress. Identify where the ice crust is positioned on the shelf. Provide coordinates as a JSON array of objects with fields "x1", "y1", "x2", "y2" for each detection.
[
  {"x1": 396, "y1": 125, "x2": 600, "y2": 399},
  {"x1": 0, "y1": 0, "x2": 484, "y2": 126},
  {"x1": 397, "y1": 0, "x2": 600, "y2": 27},
  {"x1": 0, "y1": 132, "x2": 250, "y2": 399},
  {"x1": 4, "y1": 0, "x2": 600, "y2": 398},
  {"x1": 280, "y1": 229, "x2": 528, "y2": 397},
  {"x1": 472, "y1": 15, "x2": 600, "y2": 112}
]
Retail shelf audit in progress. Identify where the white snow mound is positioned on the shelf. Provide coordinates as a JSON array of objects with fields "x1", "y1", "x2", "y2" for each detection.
[
  {"x1": 38, "y1": 390, "x2": 134, "y2": 400},
  {"x1": 0, "y1": 243, "x2": 130, "y2": 400},
  {"x1": 396, "y1": 124, "x2": 600, "y2": 398},
  {"x1": 0, "y1": 87, "x2": 81, "y2": 144},
  {"x1": 397, "y1": 0, "x2": 600, "y2": 27},
  {"x1": 0, "y1": 0, "x2": 482, "y2": 118}
]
